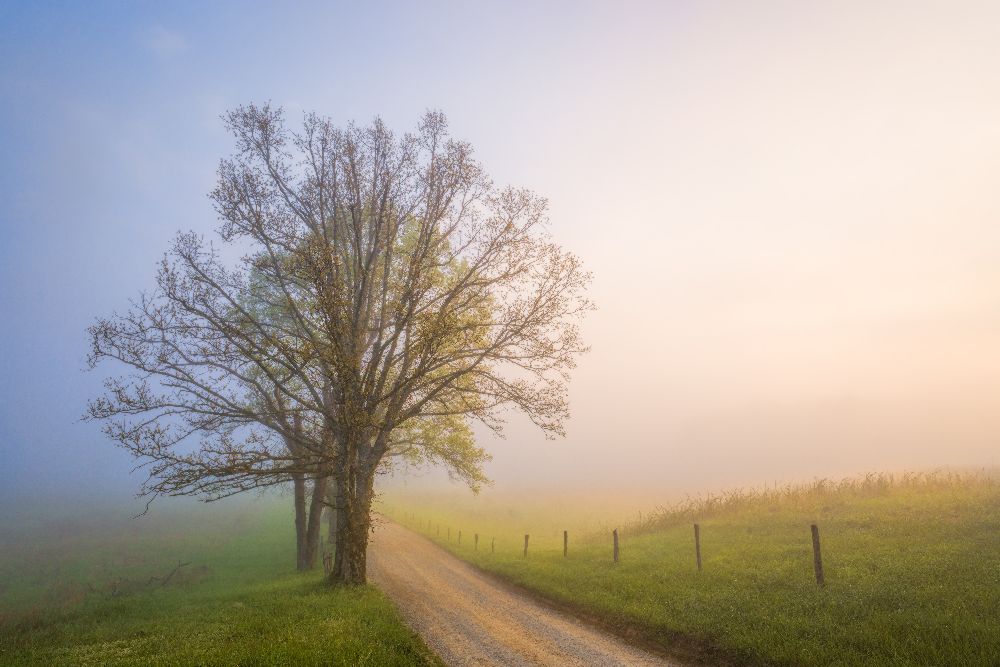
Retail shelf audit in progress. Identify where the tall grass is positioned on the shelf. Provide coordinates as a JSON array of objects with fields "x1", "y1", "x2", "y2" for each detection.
[{"x1": 625, "y1": 470, "x2": 998, "y2": 536}]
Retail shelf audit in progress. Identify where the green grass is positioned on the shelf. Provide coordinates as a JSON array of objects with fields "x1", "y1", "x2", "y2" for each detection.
[
  {"x1": 383, "y1": 472, "x2": 1000, "y2": 666},
  {"x1": 0, "y1": 500, "x2": 439, "y2": 666}
]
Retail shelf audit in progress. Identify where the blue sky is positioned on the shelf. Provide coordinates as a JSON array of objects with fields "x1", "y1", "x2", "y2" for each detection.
[
  {"x1": 0, "y1": 0, "x2": 685, "y2": 502},
  {"x1": 3, "y1": 1, "x2": 1000, "y2": 508}
]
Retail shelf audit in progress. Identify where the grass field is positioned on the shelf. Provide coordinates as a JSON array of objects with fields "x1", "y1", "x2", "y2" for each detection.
[
  {"x1": 0, "y1": 499, "x2": 439, "y2": 666},
  {"x1": 383, "y1": 471, "x2": 1000, "y2": 666}
]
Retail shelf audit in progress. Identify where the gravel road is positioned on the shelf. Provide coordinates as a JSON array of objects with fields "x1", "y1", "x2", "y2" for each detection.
[{"x1": 368, "y1": 519, "x2": 678, "y2": 667}]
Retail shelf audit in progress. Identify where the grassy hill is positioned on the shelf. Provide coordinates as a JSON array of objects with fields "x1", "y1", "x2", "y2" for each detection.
[
  {"x1": 383, "y1": 471, "x2": 1000, "y2": 665},
  {"x1": 0, "y1": 500, "x2": 438, "y2": 666}
]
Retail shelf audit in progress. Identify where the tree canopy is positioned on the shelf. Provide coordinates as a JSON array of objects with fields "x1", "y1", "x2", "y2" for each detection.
[{"x1": 87, "y1": 105, "x2": 592, "y2": 583}]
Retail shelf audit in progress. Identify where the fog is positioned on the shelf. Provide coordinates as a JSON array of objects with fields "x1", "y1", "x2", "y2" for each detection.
[{"x1": 2, "y1": 2, "x2": 999, "y2": 514}]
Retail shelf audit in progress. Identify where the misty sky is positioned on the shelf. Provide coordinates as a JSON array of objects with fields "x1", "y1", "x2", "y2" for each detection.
[{"x1": 2, "y1": 1, "x2": 999, "y2": 506}]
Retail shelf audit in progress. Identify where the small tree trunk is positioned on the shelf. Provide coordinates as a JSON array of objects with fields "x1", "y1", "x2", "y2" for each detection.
[
  {"x1": 293, "y1": 473, "x2": 309, "y2": 571},
  {"x1": 304, "y1": 474, "x2": 328, "y2": 569},
  {"x1": 325, "y1": 478, "x2": 338, "y2": 543}
]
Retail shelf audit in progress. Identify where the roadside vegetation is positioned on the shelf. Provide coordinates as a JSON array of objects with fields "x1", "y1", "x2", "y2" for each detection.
[
  {"x1": 384, "y1": 471, "x2": 1000, "y2": 665},
  {"x1": 0, "y1": 500, "x2": 438, "y2": 666}
]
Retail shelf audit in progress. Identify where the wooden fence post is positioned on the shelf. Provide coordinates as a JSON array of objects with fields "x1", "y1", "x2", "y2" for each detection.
[
  {"x1": 694, "y1": 523, "x2": 702, "y2": 571},
  {"x1": 811, "y1": 524, "x2": 825, "y2": 587},
  {"x1": 475, "y1": 533, "x2": 479, "y2": 551},
  {"x1": 448, "y1": 527, "x2": 451, "y2": 541},
  {"x1": 491, "y1": 537, "x2": 495, "y2": 553},
  {"x1": 458, "y1": 530, "x2": 462, "y2": 545},
  {"x1": 613, "y1": 528, "x2": 620, "y2": 563},
  {"x1": 524, "y1": 534, "x2": 530, "y2": 558},
  {"x1": 563, "y1": 530, "x2": 568, "y2": 557}
]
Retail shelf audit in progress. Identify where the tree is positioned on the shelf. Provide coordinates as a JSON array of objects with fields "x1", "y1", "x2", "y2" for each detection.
[{"x1": 87, "y1": 105, "x2": 591, "y2": 585}]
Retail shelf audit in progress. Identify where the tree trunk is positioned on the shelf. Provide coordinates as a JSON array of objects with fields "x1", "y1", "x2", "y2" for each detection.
[
  {"x1": 325, "y1": 478, "x2": 338, "y2": 543},
  {"x1": 304, "y1": 474, "x2": 328, "y2": 570},
  {"x1": 329, "y1": 454, "x2": 374, "y2": 585},
  {"x1": 330, "y1": 500, "x2": 371, "y2": 585},
  {"x1": 293, "y1": 473, "x2": 309, "y2": 571}
]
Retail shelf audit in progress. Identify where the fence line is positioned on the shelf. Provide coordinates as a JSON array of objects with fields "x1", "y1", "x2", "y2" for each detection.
[{"x1": 393, "y1": 511, "x2": 834, "y2": 585}]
